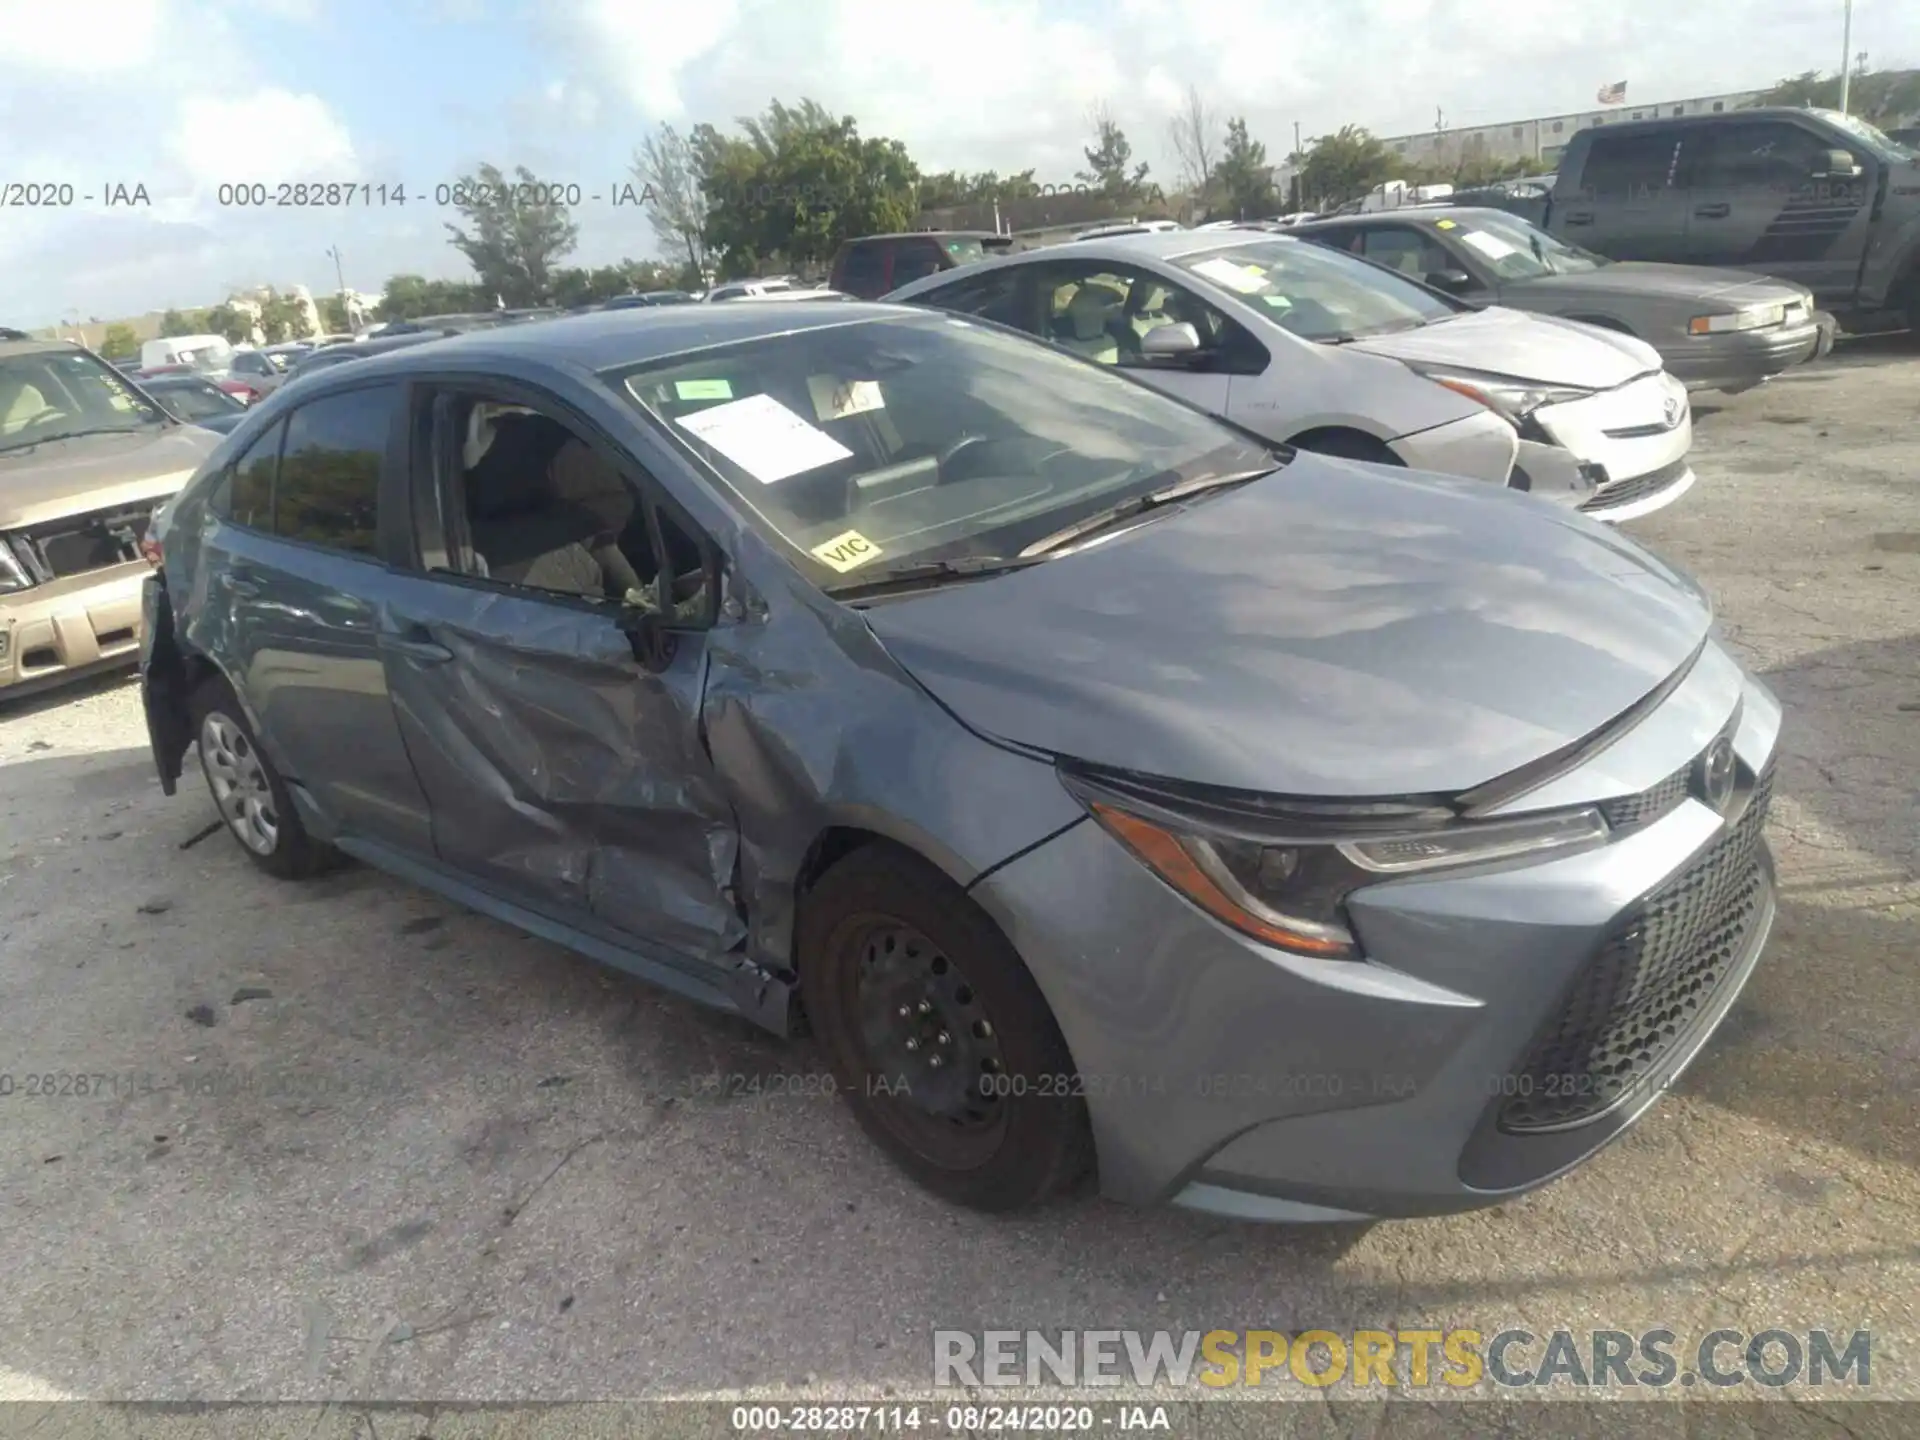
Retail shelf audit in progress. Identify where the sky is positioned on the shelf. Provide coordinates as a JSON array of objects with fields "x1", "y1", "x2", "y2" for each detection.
[{"x1": 1, "y1": 0, "x2": 1914, "y2": 328}]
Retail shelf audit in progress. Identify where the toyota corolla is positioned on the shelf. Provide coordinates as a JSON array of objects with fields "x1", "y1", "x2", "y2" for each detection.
[{"x1": 139, "y1": 302, "x2": 1779, "y2": 1218}]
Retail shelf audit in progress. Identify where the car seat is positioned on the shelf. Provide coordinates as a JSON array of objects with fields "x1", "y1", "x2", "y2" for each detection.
[
  {"x1": 464, "y1": 416, "x2": 612, "y2": 598},
  {"x1": 1055, "y1": 286, "x2": 1121, "y2": 364}
]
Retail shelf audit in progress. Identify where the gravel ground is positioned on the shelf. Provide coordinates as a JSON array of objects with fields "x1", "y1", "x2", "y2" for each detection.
[{"x1": 1, "y1": 340, "x2": 1916, "y2": 1422}]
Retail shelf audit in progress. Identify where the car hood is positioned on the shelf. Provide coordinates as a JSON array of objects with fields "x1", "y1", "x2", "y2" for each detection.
[
  {"x1": 1348, "y1": 305, "x2": 1658, "y2": 388},
  {"x1": 863, "y1": 453, "x2": 1711, "y2": 798},
  {"x1": 1507, "y1": 262, "x2": 1808, "y2": 307},
  {"x1": 0, "y1": 425, "x2": 219, "y2": 530}
]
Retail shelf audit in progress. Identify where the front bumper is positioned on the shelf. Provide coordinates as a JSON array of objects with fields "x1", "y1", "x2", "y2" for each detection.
[
  {"x1": 970, "y1": 643, "x2": 1781, "y2": 1219},
  {"x1": 0, "y1": 561, "x2": 148, "y2": 699},
  {"x1": 1534, "y1": 372, "x2": 1696, "y2": 522},
  {"x1": 1659, "y1": 315, "x2": 1826, "y2": 392}
]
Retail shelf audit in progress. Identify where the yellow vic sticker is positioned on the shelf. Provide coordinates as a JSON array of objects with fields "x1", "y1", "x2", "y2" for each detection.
[
  {"x1": 1435, "y1": 218, "x2": 1457, "y2": 229},
  {"x1": 810, "y1": 529, "x2": 884, "y2": 573}
]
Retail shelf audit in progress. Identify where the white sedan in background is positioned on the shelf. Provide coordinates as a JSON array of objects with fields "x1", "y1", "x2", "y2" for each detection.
[{"x1": 887, "y1": 228, "x2": 1696, "y2": 521}]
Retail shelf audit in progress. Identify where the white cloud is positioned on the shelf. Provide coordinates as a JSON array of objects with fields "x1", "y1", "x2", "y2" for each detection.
[
  {"x1": 0, "y1": 0, "x2": 164, "y2": 71},
  {"x1": 168, "y1": 90, "x2": 361, "y2": 190},
  {"x1": 572, "y1": 0, "x2": 741, "y2": 116}
]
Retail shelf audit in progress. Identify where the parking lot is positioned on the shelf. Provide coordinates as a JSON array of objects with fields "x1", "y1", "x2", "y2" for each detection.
[{"x1": 1, "y1": 340, "x2": 1916, "y2": 1409}]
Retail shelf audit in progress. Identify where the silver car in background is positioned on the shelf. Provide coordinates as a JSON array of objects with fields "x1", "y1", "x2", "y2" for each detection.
[
  {"x1": 1291, "y1": 207, "x2": 1833, "y2": 394},
  {"x1": 888, "y1": 229, "x2": 1699, "y2": 521}
]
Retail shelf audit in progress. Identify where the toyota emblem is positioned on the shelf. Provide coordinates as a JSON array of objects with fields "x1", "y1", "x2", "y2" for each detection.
[
  {"x1": 1663, "y1": 395, "x2": 1682, "y2": 428},
  {"x1": 1696, "y1": 736, "x2": 1737, "y2": 813}
]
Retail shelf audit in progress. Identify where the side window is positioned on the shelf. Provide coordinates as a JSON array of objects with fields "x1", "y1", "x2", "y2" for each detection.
[
  {"x1": 912, "y1": 266, "x2": 1026, "y2": 328},
  {"x1": 1357, "y1": 227, "x2": 1452, "y2": 280},
  {"x1": 1695, "y1": 122, "x2": 1833, "y2": 189},
  {"x1": 887, "y1": 241, "x2": 944, "y2": 289},
  {"x1": 429, "y1": 392, "x2": 713, "y2": 627},
  {"x1": 1124, "y1": 275, "x2": 1268, "y2": 377},
  {"x1": 1040, "y1": 266, "x2": 1134, "y2": 365},
  {"x1": 215, "y1": 418, "x2": 285, "y2": 530},
  {"x1": 275, "y1": 386, "x2": 395, "y2": 554},
  {"x1": 1579, "y1": 130, "x2": 1684, "y2": 199},
  {"x1": 838, "y1": 243, "x2": 886, "y2": 296}
]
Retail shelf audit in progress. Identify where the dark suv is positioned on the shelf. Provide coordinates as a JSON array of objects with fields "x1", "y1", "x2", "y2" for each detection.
[
  {"x1": 1539, "y1": 107, "x2": 1920, "y2": 333},
  {"x1": 830, "y1": 232, "x2": 1012, "y2": 299}
]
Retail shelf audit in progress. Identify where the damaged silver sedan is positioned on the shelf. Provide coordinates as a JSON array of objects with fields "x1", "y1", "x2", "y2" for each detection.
[{"x1": 140, "y1": 302, "x2": 1780, "y2": 1218}]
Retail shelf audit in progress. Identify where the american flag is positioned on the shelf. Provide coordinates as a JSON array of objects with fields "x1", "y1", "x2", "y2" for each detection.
[{"x1": 1596, "y1": 81, "x2": 1627, "y2": 105}]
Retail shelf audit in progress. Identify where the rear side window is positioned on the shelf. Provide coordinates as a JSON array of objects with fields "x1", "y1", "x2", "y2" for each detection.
[
  {"x1": 837, "y1": 243, "x2": 887, "y2": 296},
  {"x1": 887, "y1": 241, "x2": 945, "y2": 289},
  {"x1": 1692, "y1": 121, "x2": 1833, "y2": 189},
  {"x1": 1579, "y1": 130, "x2": 1685, "y2": 198},
  {"x1": 275, "y1": 386, "x2": 397, "y2": 554},
  {"x1": 219, "y1": 418, "x2": 285, "y2": 529}
]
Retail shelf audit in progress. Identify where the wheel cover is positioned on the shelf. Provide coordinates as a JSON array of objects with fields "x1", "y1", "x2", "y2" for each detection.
[
  {"x1": 849, "y1": 917, "x2": 1010, "y2": 1165},
  {"x1": 200, "y1": 712, "x2": 279, "y2": 855}
]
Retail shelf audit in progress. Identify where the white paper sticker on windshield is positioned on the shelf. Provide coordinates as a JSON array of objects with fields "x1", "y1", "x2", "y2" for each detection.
[
  {"x1": 1460, "y1": 229, "x2": 1519, "y2": 260},
  {"x1": 1189, "y1": 257, "x2": 1268, "y2": 294},
  {"x1": 809, "y1": 529, "x2": 884, "y2": 573},
  {"x1": 807, "y1": 376, "x2": 885, "y2": 421},
  {"x1": 675, "y1": 393, "x2": 854, "y2": 484}
]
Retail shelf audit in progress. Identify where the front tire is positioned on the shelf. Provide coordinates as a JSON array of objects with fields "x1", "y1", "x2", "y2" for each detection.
[
  {"x1": 191, "y1": 676, "x2": 336, "y2": 880},
  {"x1": 800, "y1": 846, "x2": 1093, "y2": 1212}
]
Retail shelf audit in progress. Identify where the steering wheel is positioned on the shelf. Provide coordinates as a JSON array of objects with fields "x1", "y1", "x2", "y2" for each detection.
[{"x1": 935, "y1": 433, "x2": 991, "y2": 481}]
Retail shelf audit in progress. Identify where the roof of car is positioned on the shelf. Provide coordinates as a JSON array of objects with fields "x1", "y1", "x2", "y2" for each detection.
[
  {"x1": 316, "y1": 300, "x2": 924, "y2": 377},
  {"x1": 0, "y1": 337, "x2": 84, "y2": 359},
  {"x1": 846, "y1": 231, "x2": 1003, "y2": 243},
  {"x1": 1292, "y1": 207, "x2": 1516, "y2": 230}
]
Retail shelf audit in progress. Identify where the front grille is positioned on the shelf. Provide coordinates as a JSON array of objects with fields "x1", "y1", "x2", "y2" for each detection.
[
  {"x1": 1499, "y1": 760, "x2": 1775, "y2": 1134},
  {"x1": 1598, "y1": 763, "x2": 1691, "y2": 832},
  {"x1": 1580, "y1": 458, "x2": 1690, "y2": 514},
  {"x1": 16, "y1": 504, "x2": 152, "y2": 580}
]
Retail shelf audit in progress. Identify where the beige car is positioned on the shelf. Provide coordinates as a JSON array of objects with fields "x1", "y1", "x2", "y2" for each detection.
[{"x1": 1, "y1": 338, "x2": 220, "y2": 699}]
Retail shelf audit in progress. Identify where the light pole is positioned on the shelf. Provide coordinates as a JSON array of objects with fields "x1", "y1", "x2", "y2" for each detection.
[{"x1": 1837, "y1": 0, "x2": 1854, "y2": 115}]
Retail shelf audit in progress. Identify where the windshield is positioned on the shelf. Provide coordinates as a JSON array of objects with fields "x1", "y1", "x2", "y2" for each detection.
[
  {"x1": 150, "y1": 380, "x2": 241, "y2": 421},
  {"x1": 1814, "y1": 110, "x2": 1916, "y2": 162},
  {"x1": 617, "y1": 313, "x2": 1272, "y2": 586},
  {"x1": 0, "y1": 348, "x2": 169, "y2": 452},
  {"x1": 1442, "y1": 212, "x2": 1607, "y2": 279},
  {"x1": 1170, "y1": 238, "x2": 1456, "y2": 341}
]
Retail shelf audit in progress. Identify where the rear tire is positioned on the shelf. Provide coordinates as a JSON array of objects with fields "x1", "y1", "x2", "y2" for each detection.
[
  {"x1": 190, "y1": 676, "x2": 336, "y2": 881},
  {"x1": 800, "y1": 846, "x2": 1093, "y2": 1212}
]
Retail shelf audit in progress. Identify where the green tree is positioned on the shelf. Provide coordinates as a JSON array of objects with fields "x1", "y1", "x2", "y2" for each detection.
[
  {"x1": 444, "y1": 162, "x2": 581, "y2": 305},
  {"x1": 202, "y1": 302, "x2": 253, "y2": 345},
  {"x1": 548, "y1": 259, "x2": 678, "y2": 308},
  {"x1": 915, "y1": 169, "x2": 1040, "y2": 212},
  {"x1": 1749, "y1": 67, "x2": 1920, "y2": 127},
  {"x1": 1214, "y1": 117, "x2": 1277, "y2": 219},
  {"x1": 634, "y1": 124, "x2": 708, "y2": 278},
  {"x1": 317, "y1": 294, "x2": 351, "y2": 333},
  {"x1": 375, "y1": 274, "x2": 492, "y2": 321},
  {"x1": 1075, "y1": 104, "x2": 1154, "y2": 203},
  {"x1": 159, "y1": 308, "x2": 208, "y2": 338},
  {"x1": 99, "y1": 322, "x2": 140, "y2": 360},
  {"x1": 1293, "y1": 125, "x2": 1396, "y2": 208},
  {"x1": 255, "y1": 289, "x2": 312, "y2": 344},
  {"x1": 697, "y1": 100, "x2": 920, "y2": 277}
]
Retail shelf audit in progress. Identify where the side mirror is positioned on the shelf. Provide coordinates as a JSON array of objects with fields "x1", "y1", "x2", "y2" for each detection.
[
  {"x1": 1814, "y1": 149, "x2": 1862, "y2": 180},
  {"x1": 615, "y1": 550, "x2": 724, "y2": 668},
  {"x1": 1425, "y1": 269, "x2": 1474, "y2": 294},
  {"x1": 1139, "y1": 321, "x2": 1203, "y2": 358}
]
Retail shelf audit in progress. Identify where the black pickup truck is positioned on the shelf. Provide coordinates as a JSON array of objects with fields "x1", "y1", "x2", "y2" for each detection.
[{"x1": 1526, "y1": 107, "x2": 1920, "y2": 335}]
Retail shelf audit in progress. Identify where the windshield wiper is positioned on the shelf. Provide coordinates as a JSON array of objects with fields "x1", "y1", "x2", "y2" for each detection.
[
  {"x1": 823, "y1": 553, "x2": 1049, "y2": 600},
  {"x1": 25, "y1": 425, "x2": 155, "y2": 444},
  {"x1": 1019, "y1": 466, "x2": 1277, "y2": 558}
]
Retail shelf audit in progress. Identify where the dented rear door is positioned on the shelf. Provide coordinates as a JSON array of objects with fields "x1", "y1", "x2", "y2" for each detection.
[{"x1": 375, "y1": 571, "x2": 745, "y2": 965}]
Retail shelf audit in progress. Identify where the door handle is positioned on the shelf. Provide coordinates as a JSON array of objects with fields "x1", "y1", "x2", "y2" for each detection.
[
  {"x1": 1561, "y1": 211, "x2": 1594, "y2": 226},
  {"x1": 1694, "y1": 203, "x2": 1731, "y2": 219}
]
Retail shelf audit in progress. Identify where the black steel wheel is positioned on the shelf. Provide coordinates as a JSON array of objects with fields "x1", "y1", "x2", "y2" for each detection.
[{"x1": 801, "y1": 846, "x2": 1092, "y2": 1211}]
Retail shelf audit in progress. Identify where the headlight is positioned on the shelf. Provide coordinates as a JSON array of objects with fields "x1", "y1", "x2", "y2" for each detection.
[
  {"x1": 1688, "y1": 304, "x2": 1786, "y2": 335},
  {"x1": 1411, "y1": 367, "x2": 1593, "y2": 426},
  {"x1": 0, "y1": 536, "x2": 37, "y2": 594},
  {"x1": 1068, "y1": 771, "x2": 1609, "y2": 961}
]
